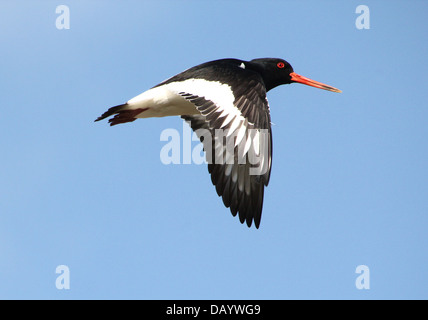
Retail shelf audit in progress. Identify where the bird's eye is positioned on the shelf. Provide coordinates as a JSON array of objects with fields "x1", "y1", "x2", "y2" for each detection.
[{"x1": 277, "y1": 62, "x2": 285, "y2": 69}]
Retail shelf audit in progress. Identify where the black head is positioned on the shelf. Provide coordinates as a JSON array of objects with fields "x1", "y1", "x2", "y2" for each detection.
[
  {"x1": 248, "y1": 58, "x2": 341, "y2": 93},
  {"x1": 248, "y1": 58, "x2": 294, "y2": 91}
]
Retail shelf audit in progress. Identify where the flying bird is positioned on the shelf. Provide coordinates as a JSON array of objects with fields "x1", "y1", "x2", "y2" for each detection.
[{"x1": 95, "y1": 58, "x2": 341, "y2": 228}]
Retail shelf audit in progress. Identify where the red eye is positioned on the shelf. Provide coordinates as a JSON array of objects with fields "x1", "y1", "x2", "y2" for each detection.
[{"x1": 277, "y1": 62, "x2": 285, "y2": 69}]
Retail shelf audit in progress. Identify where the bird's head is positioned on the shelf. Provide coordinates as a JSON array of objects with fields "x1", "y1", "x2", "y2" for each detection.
[{"x1": 249, "y1": 58, "x2": 341, "y2": 93}]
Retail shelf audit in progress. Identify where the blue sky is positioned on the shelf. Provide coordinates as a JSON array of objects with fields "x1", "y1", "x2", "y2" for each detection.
[{"x1": 0, "y1": 0, "x2": 427, "y2": 299}]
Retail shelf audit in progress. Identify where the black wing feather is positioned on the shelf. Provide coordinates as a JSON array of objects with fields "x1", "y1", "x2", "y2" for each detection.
[{"x1": 181, "y1": 79, "x2": 272, "y2": 228}]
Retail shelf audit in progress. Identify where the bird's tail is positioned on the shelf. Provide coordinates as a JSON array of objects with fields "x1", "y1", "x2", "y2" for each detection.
[{"x1": 94, "y1": 103, "x2": 148, "y2": 126}]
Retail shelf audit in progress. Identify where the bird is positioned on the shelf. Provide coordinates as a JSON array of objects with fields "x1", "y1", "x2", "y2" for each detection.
[{"x1": 95, "y1": 58, "x2": 341, "y2": 228}]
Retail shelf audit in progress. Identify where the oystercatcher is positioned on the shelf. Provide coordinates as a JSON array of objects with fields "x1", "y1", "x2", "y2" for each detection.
[{"x1": 95, "y1": 58, "x2": 341, "y2": 228}]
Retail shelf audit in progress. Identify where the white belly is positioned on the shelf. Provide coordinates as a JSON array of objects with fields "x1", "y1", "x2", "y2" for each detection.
[
  {"x1": 125, "y1": 78, "x2": 236, "y2": 120},
  {"x1": 126, "y1": 84, "x2": 199, "y2": 119}
]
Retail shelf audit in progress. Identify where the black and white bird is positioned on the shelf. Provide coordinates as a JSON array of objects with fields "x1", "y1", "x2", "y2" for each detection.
[{"x1": 95, "y1": 58, "x2": 341, "y2": 228}]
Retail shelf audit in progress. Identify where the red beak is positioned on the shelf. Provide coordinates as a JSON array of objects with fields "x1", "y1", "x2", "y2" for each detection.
[{"x1": 290, "y1": 72, "x2": 342, "y2": 93}]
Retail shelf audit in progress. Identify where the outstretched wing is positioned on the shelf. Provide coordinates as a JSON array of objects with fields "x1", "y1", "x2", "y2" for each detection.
[{"x1": 181, "y1": 80, "x2": 272, "y2": 228}]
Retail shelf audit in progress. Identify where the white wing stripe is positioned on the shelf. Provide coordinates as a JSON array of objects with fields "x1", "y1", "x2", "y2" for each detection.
[{"x1": 220, "y1": 112, "x2": 236, "y2": 128}]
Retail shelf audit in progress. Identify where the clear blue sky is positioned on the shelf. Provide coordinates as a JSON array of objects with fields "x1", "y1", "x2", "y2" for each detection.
[{"x1": 1, "y1": 0, "x2": 427, "y2": 299}]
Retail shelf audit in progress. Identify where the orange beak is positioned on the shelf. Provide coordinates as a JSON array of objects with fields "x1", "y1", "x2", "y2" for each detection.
[{"x1": 290, "y1": 72, "x2": 342, "y2": 93}]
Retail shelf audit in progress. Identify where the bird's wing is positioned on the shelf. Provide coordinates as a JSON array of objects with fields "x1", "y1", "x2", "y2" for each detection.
[{"x1": 180, "y1": 79, "x2": 272, "y2": 228}]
